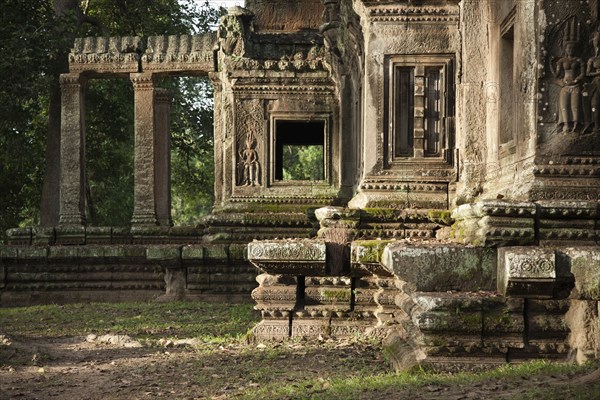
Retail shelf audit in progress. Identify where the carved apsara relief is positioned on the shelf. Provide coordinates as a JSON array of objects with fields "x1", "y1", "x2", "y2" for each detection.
[
  {"x1": 235, "y1": 99, "x2": 263, "y2": 187},
  {"x1": 544, "y1": 15, "x2": 600, "y2": 137}
]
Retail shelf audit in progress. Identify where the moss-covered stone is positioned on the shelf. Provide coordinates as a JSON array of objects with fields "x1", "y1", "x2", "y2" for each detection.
[
  {"x1": 427, "y1": 210, "x2": 454, "y2": 226},
  {"x1": 146, "y1": 246, "x2": 182, "y2": 261},
  {"x1": 17, "y1": 247, "x2": 48, "y2": 259},
  {"x1": 351, "y1": 240, "x2": 393, "y2": 264},
  {"x1": 228, "y1": 244, "x2": 247, "y2": 262},
  {"x1": 382, "y1": 243, "x2": 497, "y2": 292},
  {"x1": 181, "y1": 245, "x2": 204, "y2": 260},
  {"x1": 569, "y1": 252, "x2": 600, "y2": 300}
]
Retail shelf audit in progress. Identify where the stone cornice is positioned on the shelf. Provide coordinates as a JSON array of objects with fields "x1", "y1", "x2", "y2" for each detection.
[{"x1": 361, "y1": 0, "x2": 460, "y2": 23}]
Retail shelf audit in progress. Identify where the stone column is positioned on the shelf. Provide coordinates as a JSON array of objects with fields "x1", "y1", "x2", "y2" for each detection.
[
  {"x1": 58, "y1": 73, "x2": 86, "y2": 226},
  {"x1": 413, "y1": 65, "x2": 426, "y2": 158},
  {"x1": 154, "y1": 89, "x2": 172, "y2": 226},
  {"x1": 131, "y1": 73, "x2": 158, "y2": 226}
]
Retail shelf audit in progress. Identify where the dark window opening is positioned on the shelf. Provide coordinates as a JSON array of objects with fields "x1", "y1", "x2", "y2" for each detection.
[
  {"x1": 275, "y1": 120, "x2": 325, "y2": 181},
  {"x1": 394, "y1": 67, "x2": 415, "y2": 157}
]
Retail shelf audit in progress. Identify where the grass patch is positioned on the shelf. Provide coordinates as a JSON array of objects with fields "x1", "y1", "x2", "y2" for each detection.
[
  {"x1": 0, "y1": 302, "x2": 259, "y2": 342},
  {"x1": 235, "y1": 360, "x2": 598, "y2": 400}
]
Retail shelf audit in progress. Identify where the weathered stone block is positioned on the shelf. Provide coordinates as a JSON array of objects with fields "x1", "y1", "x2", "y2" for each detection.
[
  {"x1": 181, "y1": 245, "x2": 204, "y2": 261},
  {"x1": 482, "y1": 297, "x2": 525, "y2": 336},
  {"x1": 48, "y1": 246, "x2": 79, "y2": 260},
  {"x1": 17, "y1": 247, "x2": 48, "y2": 259},
  {"x1": 146, "y1": 246, "x2": 181, "y2": 261},
  {"x1": 351, "y1": 240, "x2": 392, "y2": 265},
  {"x1": 86, "y1": 227, "x2": 112, "y2": 244},
  {"x1": 111, "y1": 227, "x2": 133, "y2": 244},
  {"x1": 413, "y1": 292, "x2": 483, "y2": 312},
  {"x1": 103, "y1": 245, "x2": 146, "y2": 259},
  {"x1": 186, "y1": 265, "x2": 210, "y2": 290},
  {"x1": 5, "y1": 228, "x2": 32, "y2": 245},
  {"x1": 252, "y1": 285, "x2": 297, "y2": 310},
  {"x1": 248, "y1": 240, "x2": 327, "y2": 276},
  {"x1": 32, "y1": 227, "x2": 56, "y2": 246},
  {"x1": 329, "y1": 318, "x2": 372, "y2": 338},
  {"x1": 55, "y1": 226, "x2": 85, "y2": 245},
  {"x1": 304, "y1": 286, "x2": 352, "y2": 310},
  {"x1": 498, "y1": 248, "x2": 556, "y2": 298},
  {"x1": 381, "y1": 243, "x2": 496, "y2": 292},
  {"x1": 0, "y1": 246, "x2": 18, "y2": 259},
  {"x1": 228, "y1": 244, "x2": 247, "y2": 262},
  {"x1": 203, "y1": 244, "x2": 229, "y2": 263},
  {"x1": 77, "y1": 245, "x2": 107, "y2": 263},
  {"x1": 451, "y1": 201, "x2": 536, "y2": 246},
  {"x1": 563, "y1": 249, "x2": 600, "y2": 300},
  {"x1": 415, "y1": 311, "x2": 483, "y2": 334},
  {"x1": 252, "y1": 319, "x2": 290, "y2": 341},
  {"x1": 291, "y1": 318, "x2": 329, "y2": 338}
]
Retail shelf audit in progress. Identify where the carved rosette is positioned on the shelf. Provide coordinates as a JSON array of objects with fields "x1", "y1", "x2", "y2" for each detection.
[{"x1": 498, "y1": 248, "x2": 557, "y2": 298}]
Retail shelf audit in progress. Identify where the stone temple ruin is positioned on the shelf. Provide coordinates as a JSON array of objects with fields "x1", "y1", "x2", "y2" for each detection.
[{"x1": 1, "y1": 0, "x2": 600, "y2": 370}]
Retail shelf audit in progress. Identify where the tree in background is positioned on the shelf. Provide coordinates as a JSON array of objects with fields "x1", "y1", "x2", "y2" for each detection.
[{"x1": 0, "y1": 0, "x2": 221, "y2": 239}]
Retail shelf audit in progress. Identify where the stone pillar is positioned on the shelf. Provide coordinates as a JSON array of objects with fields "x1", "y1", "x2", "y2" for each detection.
[
  {"x1": 413, "y1": 66, "x2": 426, "y2": 158},
  {"x1": 58, "y1": 73, "x2": 86, "y2": 226},
  {"x1": 131, "y1": 73, "x2": 158, "y2": 226},
  {"x1": 154, "y1": 89, "x2": 172, "y2": 226}
]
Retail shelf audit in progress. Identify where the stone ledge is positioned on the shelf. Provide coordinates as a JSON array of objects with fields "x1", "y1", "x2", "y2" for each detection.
[{"x1": 381, "y1": 243, "x2": 497, "y2": 292}]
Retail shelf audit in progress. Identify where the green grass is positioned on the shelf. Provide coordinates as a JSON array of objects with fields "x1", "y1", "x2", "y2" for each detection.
[
  {"x1": 0, "y1": 302, "x2": 259, "y2": 342},
  {"x1": 235, "y1": 360, "x2": 599, "y2": 400}
]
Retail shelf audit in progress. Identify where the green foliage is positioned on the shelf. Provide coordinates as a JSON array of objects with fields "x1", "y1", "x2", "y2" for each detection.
[
  {"x1": 165, "y1": 76, "x2": 215, "y2": 225},
  {"x1": 83, "y1": 0, "x2": 221, "y2": 36},
  {"x1": 282, "y1": 145, "x2": 325, "y2": 181},
  {"x1": 0, "y1": 0, "x2": 223, "y2": 234},
  {"x1": 236, "y1": 360, "x2": 598, "y2": 400},
  {"x1": 85, "y1": 79, "x2": 135, "y2": 226},
  {"x1": 0, "y1": 0, "x2": 66, "y2": 236}
]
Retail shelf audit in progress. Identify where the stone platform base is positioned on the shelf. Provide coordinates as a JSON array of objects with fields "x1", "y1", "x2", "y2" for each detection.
[
  {"x1": 0, "y1": 244, "x2": 257, "y2": 306},
  {"x1": 248, "y1": 239, "x2": 600, "y2": 370}
]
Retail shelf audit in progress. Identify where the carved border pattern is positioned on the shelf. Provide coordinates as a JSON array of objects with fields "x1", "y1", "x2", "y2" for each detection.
[
  {"x1": 364, "y1": 4, "x2": 459, "y2": 23},
  {"x1": 508, "y1": 257, "x2": 554, "y2": 276},
  {"x1": 360, "y1": 182, "x2": 448, "y2": 192},
  {"x1": 248, "y1": 241, "x2": 326, "y2": 261}
]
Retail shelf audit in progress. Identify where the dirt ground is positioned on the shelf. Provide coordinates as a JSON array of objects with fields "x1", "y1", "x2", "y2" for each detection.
[{"x1": 1, "y1": 334, "x2": 599, "y2": 400}]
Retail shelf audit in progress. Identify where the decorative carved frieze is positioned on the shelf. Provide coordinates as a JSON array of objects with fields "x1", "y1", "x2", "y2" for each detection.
[
  {"x1": 69, "y1": 36, "x2": 140, "y2": 73},
  {"x1": 368, "y1": 6, "x2": 459, "y2": 23},
  {"x1": 248, "y1": 240, "x2": 326, "y2": 261},
  {"x1": 143, "y1": 33, "x2": 216, "y2": 72}
]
